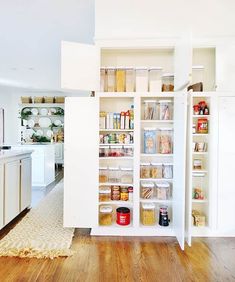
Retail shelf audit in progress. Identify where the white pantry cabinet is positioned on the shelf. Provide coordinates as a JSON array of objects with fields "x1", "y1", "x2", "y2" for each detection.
[{"x1": 20, "y1": 157, "x2": 32, "y2": 212}]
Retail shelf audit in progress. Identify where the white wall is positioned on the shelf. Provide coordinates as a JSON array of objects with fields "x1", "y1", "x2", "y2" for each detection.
[{"x1": 95, "y1": 0, "x2": 235, "y2": 39}]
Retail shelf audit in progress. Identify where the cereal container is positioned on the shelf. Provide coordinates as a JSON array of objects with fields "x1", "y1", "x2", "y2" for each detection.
[
  {"x1": 162, "y1": 163, "x2": 173, "y2": 179},
  {"x1": 107, "y1": 67, "x2": 116, "y2": 92},
  {"x1": 140, "y1": 162, "x2": 151, "y2": 179},
  {"x1": 151, "y1": 162, "x2": 162, "y2": 179},
  {"x1": 144, "y1": 128, "x2": 157, "y2": 154},
  {"x1": 141, "y1": 203, "x2": 156, "y2": 225},
  {"x1": 159, "y1": 100, "x2": 173, "y2": 120},
  {"x1": 99, "y1": 205, "x2": 113, "y2": 226},
  {"x1": 116, "y1": 67, "x2": 126, "y2": 92},
  {"x1": 158, "y1": 128, "x2": 173, "y2": 154},
  {"x1": 156, "y1": 183, "x2": 170, "y2": 200},
  {"x1": 99, "y1": 167, "x2": 108, "y2": 183},
  {"x1": 144, "y1": 100, "x2": 158, "y2": 120},
  {"x1": 126, "y1": 67, "x2": 135, "y2": 92},
  {"x1": 140, "y1": 182, "x2": 155, "y2": 199}
]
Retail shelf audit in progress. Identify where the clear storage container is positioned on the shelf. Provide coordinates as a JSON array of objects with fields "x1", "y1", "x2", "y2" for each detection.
[
  {"x1": 162, "y1": 163, "x2": 173, "y2": 179},
  {"x1": 99, "y1": 205, "x2": 113, "y2": 226},
  {"x1": 108, "y1": 167, "x2": 120, "y2": 183},
  {"x1": 136, "y1": 67, "x2": 148, "y2": 92},
  {"x1": 107, "y1": 67, "x2": 116, "y2": 92},
  {"x1": 144, "y1": 128, "x2": 158, "y2": 154},
  {"x1": 99, "y1": 186, "x2": 111, "y2": 202},
  {"x1": 141, "y1": 182, "x2": 155, "y2": 199},
  {"x1": 149, "y1": 67, "x2": 162, "y2": 92},
  {"x1": 116, "y1": 67, "x2": 126, "y2": 92},
  {"x1": 126, "y1": 67, "x2": 135, "y2": 92},
  {"x1": 162, "y1": 74, "x2": 174, "y2": 92},
  {"x1": 141, "y1": 203, "x2": 156, "y2": 225},
  {"x1": 156, "y1": 183, "x2": 170, "y2": 200},
  {"x1": 120, "y1": 167, "x2": 133, "y2": 184},
  {"x1": 123, "y1": 145, "x2": 134, "y2": 157},
  {"x1": 99, "y1": 167, "x2": 108, "y2": 183},
  {"x1": 99, "y1": 145, "x2": 109, "y2": 157},
  {"x1": 140, "y1": 162, "x2": 151, "y2": 179},
  {"x1": 109, "y1": 145, "x2": 124, "y2": 157},
  {"x1": 144, "y1": 100, "x2": 158, "y2": 120},
  {"x1": 151, "y1": 162, "x2": 162, "y2": 179},
  {"x1": 158, "y1": 128, "x2": 173, "y2": 154},
  {"x1": 159, "y1": 100, "x2": 173, "y2": 120},
  {"x1": 100, "y1": 67, "x2": 107, "y2": 92}
]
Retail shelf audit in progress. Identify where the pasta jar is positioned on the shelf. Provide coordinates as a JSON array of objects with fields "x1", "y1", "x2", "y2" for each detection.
[
  {"x1": 99, "y1": 205, "x2": 113, "y2": 226},
  {"x1": 162, "y1": 73, "x2": 174, "y2": 92},
  {"x1": 99, "y1": 186, "x2": 111, "y2": 202},
  {"x1": 116, "y1": 207, "x2": 131, "y2": 225},
  {"x1": 159, "y1": 100, "x2": 173, "y2": 120},
  {"x1": 116, "y1": 67, "x2": 126, "y2": 92},
  {"x1": 144, "y1": 100, "x2": 158, "y2": 120},
  {"x1": 120, "y1": 187, "x2": 129, "y2": 201},
  {"x1": 151, "y1": 162, "x2": 162, "y2": 179},
  {"x1": 149, "y1": 67, "x2": 162, "y2": 92},
  {"x1": 156, "y1": 183, "x2": 170, "y2": 200},
  {"x1": 108, "y1": 167, "x2": 120, "y2": 183},
  {"x1": 158, "y1": 128, "x2": 173, "y2": 154},
  {"x1": 111, "y1": 185, "x2": 120, "y2": 201},
  {"x1": 141, "y1": 182, "x2": 155, "y2": 199},
  {"x1": 136, "y1": 67, "x2": 148, "y2": 92},
  {"x1": 144, "y1": 128, "x2": 157, "y2": 154},
  {"x1": 99, "y1": 167, "x2": 108, "y2": 183},
  {"x1": 141, "y1": 203, "x2": 156, "y2": 226},
  {"x1": 100, "y1": 67, "x2": 107, "y2": 92},
  {"x1": 125, "y1": 67, "x2": 135, "y2": 92},
  {"x1": 140, "y1": 162, "x2": 151, "y2": 179},
  {"x1": 162, "y1": 163, "x2": 173, "y2": 179},
  {"x1": 120, "y1": 167, "x2": 133, "y2": 184},
  {"x1": 107, "y1": 67, "x2": 116, "y2": 92}
]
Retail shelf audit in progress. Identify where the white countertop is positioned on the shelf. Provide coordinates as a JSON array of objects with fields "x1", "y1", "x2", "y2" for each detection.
[{"x1": 0, "y1": 149, "x2": 33, "y2": 160}]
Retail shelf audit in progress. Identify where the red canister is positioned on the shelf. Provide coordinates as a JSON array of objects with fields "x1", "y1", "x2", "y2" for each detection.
[{"x1": 116, "y1": 207, "x2": 130, "y2": 225}]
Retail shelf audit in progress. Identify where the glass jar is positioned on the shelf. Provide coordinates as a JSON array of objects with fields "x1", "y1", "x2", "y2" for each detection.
[
  {"x1": 140, "y1": 162, "x2": 151, "y2": 179},
  {"x1": 120, "y1": 187, "x2": 129, "y2": 201},
  {"x1": 141, "y1": 182, "x2": 155, "y2": 199},
  {"x1": 100, "y1": 67, "x2": 107, "y2": 92},
  {"x1": 99, "y1": 167, "x2": 108, "y2": 183},
  {"x1": 162, "y1": 74, "x2": 174, "y2": 92},
  {"x1": 116, "y1": 67, "x2": 126, "y2": 92},
  {"x1": 136, "y1": 67, "x2": 148, "y2": 92},
  {"x1": 120, "y1": 167, "x2": 133, "y2": 184},
  {"x1": 99, "y1": 186, "x2": 111, "y2": 202},
  {"x1": 126, "y1": 67, "x2": 135, "y2": 92},
  {"x1": 108, "y1": 167, "x2": 120, "y2": 183},
  {"x1": 159, "y1": 100, "x2": 173, "y2": 120},
  {"x1": 141, "y1": 203, "x2": 156, "y2": 226},
  {"x1": 144, "y1": 128, "x2": 157, "y2": 154},
  {"x1": 151, "y1": 162, "x2": 162, "y2": 179},
  {"x1": 144, "y1": 100, "x2": 158, "y2": 120},
  {"x1": 149, "y1": 67, "x2": 162, "y2": 92},
  {"x1": 107, "y1": 67, "x2": 116, "y2": 92},
  {"x1": 158, "y1": 128, "x2": 173, "y2": 154},
  {"x1": 123, "y1": 145, "x2": 134, "y2": 157},
  {"x1": 111, "y1": 185, "x2": 120, "y2": 200},
  {"x1": 162, "y1": 163, "x2": 173, "y2": 179},
  {"x1": 156, "y1": 183, "x2": 170, "y2": 200},
  {"x1": 99, "y1": 205, "x2": 113, "y2": 226}
]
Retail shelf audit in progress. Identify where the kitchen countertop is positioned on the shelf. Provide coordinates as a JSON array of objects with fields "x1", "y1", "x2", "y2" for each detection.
[{"x1": 0, "y1": 149, "x2": 33, "y2": 160}]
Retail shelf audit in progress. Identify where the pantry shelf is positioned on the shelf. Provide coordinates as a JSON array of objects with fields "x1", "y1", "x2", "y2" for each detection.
[
  {"x1": 99, "y1": 143, "x2": 134, "y2": 146},
  {"x1": 141, "y1": 120, "x2": 174, "y2": 123},
  {"x1": 140, "y1": 178, "x2": 173, "y2": 182},
  {"x1": 193, "y1": 115, "x2": 210, "y2": 118},
  {"x1": 192, "y1": 170, "x2": 208, "y2": 173},
  {"x1": 99, "y1": 129, "x2": 134, "y2": 132},
  {"x1": 99, "y1": 157, "x2": 133, "y2": 160},
  {"x1": 140, "y1": 199, "x2": 172, "y2": 204},
  {"x1": 192, "y1": 152, "x2": 208, "y2": 155},
  {"x1": 192, "y1": 199, "x2": 208, "y2": 203},
  {"x1": 99, "y1": 182, "x2": 134, "y2": 186},
  {"x1": 193, "y1": 133, "x2": 209, "y2": 136},
  {"x1": 99, "y1": 201, "x2": 133, "y2": 205},
  {"x1": 141, "y1": 154, "x2": 174, "y2": 157}
]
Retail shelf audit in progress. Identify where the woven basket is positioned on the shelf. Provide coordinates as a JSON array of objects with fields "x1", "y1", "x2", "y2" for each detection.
[
  {"x1": 34, "y1": 97, "x2": 44, "y2": 103},
  {"x1": 21, "y1": 96, "x2": 32, "y2": 103},
  {"x1": 44, "y1": 96, "x2": 54, "y2": 103},
  {"x1": 55, "y1": 96, "x2": 65, "y2": 103}
]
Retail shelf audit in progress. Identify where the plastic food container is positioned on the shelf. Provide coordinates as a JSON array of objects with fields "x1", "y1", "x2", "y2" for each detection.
[
  {"x1": 144, "y1": 128, "x2": 157, "y2": 154},
  {"x1": 116, "y1": 67, "x2": 126, "y2": 92},
  {"x1": 99, "y1": 167, "x2": 108, "y2": 183},
  {"x1": 140, "y1": 162, "x2": 151, "y2": 179},
  {"x1": 109, "y1": 145, "x2": 124, "y2": 157},
  {"x1": 149, "y1": 67, "x2": 162, "y2": 92},
  {"x1": 141, "y1": 182, "x2": 155, "y2": 199},
  {"x1": 99, "y1": 205, "x2": 113, "y2": 226},
  {"x1": 158, "y1": 128, "x2": 173, "y2": 154},
  {"x1": 123, "y1": 145, "x2": 133, "y2": 157},
  {"x1": 120, "y1": 167, "x2": 133, "y2": 184},
  {"x1": 144, "y1": 100, "x2": 158, "y2": 120},
  {"x1": 159, "y1": 100, "x2": 173, "y2": 120},
  {"x1": 116, "y1": 207, "x2": 130, "y2": 225},
  {"x1": 111, "y1": 185, "x2": 120, "y2": 200},
  {"x1": 162, "y1": 74, "x2": 174, "y2": 92},
  {"x1": 125, "y1": 67, "x2": 135, "y2": 92},
  {"x1": 99, "y1": 187, "x2": 111, "y2": 202},
  {"x1": 108, "y1": 167, "x2": 120, "y2": 183},
  {"x1": 107, "y1": 67, "x2": 116, "y2": 92},
  {"x1": 136, "y1": 67, "x2": 148, "y2": 92},
  {"x1": 193, "y1": 159, "x2": 202, "y2": 170},
  {"x1": 141, "y1": 203, "x2": 156, "y2": 225},
  {"x1": 99, "y1": 145, "x2": 109, "y2": 157},
  {"x1": 162, "y1": 163, "x2": 173, "y2": 179},
  {"x1": 156, "y1": 183, "x2": 170, "y2": 200},
  {"x1": 151, "y1": 162, "x2": 162, "y2": 179},
  {"x1": 100, "y1": 67, "x2": 107, "y2": 92}
]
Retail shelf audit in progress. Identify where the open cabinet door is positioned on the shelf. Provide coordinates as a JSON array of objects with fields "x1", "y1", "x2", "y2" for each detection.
[
  {"x1": 64, "y1": 97, "x2": 99, "y2": 228},
  {"x1": 174, "y1": 35, "x2": 192, "y2": 91},
  {"x1": 173, "y1": 93, "x2": 187, "y2": 250},
  {"x1": 61, "y1": 41, "x2": 100, "y2": 91}
]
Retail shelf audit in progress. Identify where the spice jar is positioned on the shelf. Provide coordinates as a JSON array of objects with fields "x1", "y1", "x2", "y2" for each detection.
[
  {"x1": 156, "y1": 183, "x2": 170, "y2": 200},
  {"x1": 111, "y1": 185, "x2": 120, "y2": 200},
  {"x1": 149, "y1": 67, "x2": 162, "y2": 92},
  {"x1": 120, "y1": 187, "x2": 129, "y2": 201},
  {"x1": 140, "y1": 162, "x2": 151, "y2": 179},
  {"x1": 197, "y1": 118, "x2": 208, "y2": 133},
  {"x1": 116, "y1": 67, "x2": 126, "y2": 92},
  {"x1": 136, "y1": 67, "x2": 148, "y2": 92},
  {"x1": 100, "y1": 67, "x2": 107, "y2": 92},
  {"x1": 144, "y1": 128, "x2": 157, "y2": 154},
  {"x1": 151, "y1": 162, "x2": 162, "y2": 179},
  {"x1": 99, "y1": 205, "x2": 113, "y2": 226},
  {"x1": 120, "y1": 167, "x2": 133, "y2": 184},
  {"x1": 128, "y1": 186, "x2": 133, "y2": 202},
  {"x1": 144, "y1": 100, "x2": 158, "y2": 120},
  {"x1": 141, "y1": 203, "x2": 156, "y2": 226},
  {"x1": 109, "y1": 167, "x2": 120, "y2": 183},
  {"x1": 162, "y1": 163, "x2": 173, "y2": 179},
  {"x1": 193, "y1": 159, "x2": 202, "y2": 170},
  {"x1": 162, "y1": 73, "x2": 174, "y2": 92},
  {"x1": 107, "y1": 67, "x2": 116, "y2": 92},
  {"x1": 158, "y1": 128, "x2": 173, "y2": 154},
  {"x1": 126, "y1": 67, "x2": 135, "y2": 92},
  {"x1": 99, "y1": 167, "x2": 108, "y2": 183},
  {"x1": 116, "y1": 207, "x2": 131, "y2": 225},
  {"x1": 99, "y1": 187, "x2": 111, "y2": 202},
  {"x1": 141, "y1": 182, "x2": 154, "y2": 199},
  {"x1": 159, "y1": 100, "x2": 173, "y2": 120}
]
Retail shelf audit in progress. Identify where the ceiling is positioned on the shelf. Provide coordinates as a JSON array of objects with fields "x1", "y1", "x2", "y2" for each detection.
[{"x1": 0, "y1": 0, "x2": 94, "y2": 91}]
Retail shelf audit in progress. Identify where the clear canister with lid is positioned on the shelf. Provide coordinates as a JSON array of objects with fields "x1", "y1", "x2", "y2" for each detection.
[
  {"x1": 99, "y1": 186, "x2": 111, "y2": 202},
  {"x1": 99, "y1": 167, "x2": 108, "y2": 183},
  {"x1": 151, "y1": 162, "x2": 162, "y2": 179},
  {"x1": 162, "y1": 163, "x2": 173, "y2": 179},
  {"x1": 141, "y1": 182, "x2": 155, "y2": 199},
  {"x1": 144, "y1": 127, "x2": 158, "y2": 154},
  {"x1": 108, "y1": 167, "x2": 120, "y2": 183},
  {"x1": 125, "y1": 67, "x2": 135, "y2": 92},
  {"x1": 99, "y1": 145, "x2": 109, "y2": 157},
  {"x1": 120, "y1": 167, "x2": 133, "y2": 184},
  {"x1": 144, "y1": 100, "x2": 158, "y2": 120},
  {"x1": 158, "y1": 128, "x2": 173, "y2": 154},
  {"x1": 123, "y1": 145, "x2": 134, "y2": 157},
  {"x1": 141, "y1": 203, "x2": 156, "y2": 225},
  {"x1": 156, "y1": 183, "x2": 170, "y2": 200},
  {"x1": 136, "y1": 67, "x2": 148, "y2": 92},
  {"x1": 149, "y1": 67, "x2": 162, "y2": 92},
  {"x1": 99, "y1": 205, "x2": 113, "y2": 226},
  {"x1": 100, "y1": 67, "x2": 107, "y2": 92},
  {"x1": 159, "y1": 100, "x2": 173, "y2": 120},
  {"x1": 162, "y1": 73, "x2": 174, "y2": 92},
  {"x1": 140, "y1": 162, "x2": 151, "y2": 179},
  {"x1": 116, "y1": 67, "x2": 126, "y2": 92},
  {"x1": 107, "y1": 67, "x2": 116, "y2": 92}
]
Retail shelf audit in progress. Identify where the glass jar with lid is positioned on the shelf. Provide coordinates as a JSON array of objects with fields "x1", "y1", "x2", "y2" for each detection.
[
  {"x1": 141, "y1": 182, "x2": 155, "y2": 199},
  {"x1": 158, "y1": 128, "x2": 173, "y2": 154},
  {"x1": 149, "y1": 67, "x2": 162, "y2": 92},
  {"x1": 116, "y1": 67, "x2": 126, "y2": 92},
  {"x1": 156, "y1": 183, "x2": 170, "y2": 200},
  {"x1": 141, "y1": 203, "x2": 156, "y2": 225},
  {"x1": 136, "y1": 67, "x2": 148, "y2": 92},
  {"x1": 99, "y1": 167, "x2": 108, "y2": 183},
  {"x1": 143, "y1": 100, "x2": 158, "y2": 120},
  {"x1": 144, "y1": 128, "x2": 158, "y2": 154},
  {"x1": 100, "y1": 67, "x2": 107, "y2": 92},
  {"x1": 107, "y1": 67, "x2": 116, "y2": 92},
  {"x1": 125, "y1": 67, "x2": 135, "y2": 92},
  {"x1": 151, "y1": 162, "x2": 162, "y2": 179},
  {"x1": 120, "y1": 167, "x2": 133, "y2": 184},
  {"x1": 162, "y1": 73, "x2": 174, "y2": 92},
  {"x1": 108, "y1": 167, "x2": 120, "y2": 183},
  {"x1": 140, "y1": 162, "x2": 151, "y2": 179},
  {"x1": 99, "y1": 186, "x2": 111, "y2": 202},
  {"x1": 99, "y1": 205, "x2": 113, "y2": 226},
  {"x1": 159, "y1": 100, "x2": 173, "y2": 120}
]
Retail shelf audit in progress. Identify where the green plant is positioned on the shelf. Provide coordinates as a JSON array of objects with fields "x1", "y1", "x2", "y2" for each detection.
[
  {"x1": 31, "y1": 134, "x2": 51, "y2": 143},
  {"x1": 54, "y1": 108, "x2": 64, "y2": 116},
  {"x1": 20, "y1": 109, "x2": 32, "y2": 119}
]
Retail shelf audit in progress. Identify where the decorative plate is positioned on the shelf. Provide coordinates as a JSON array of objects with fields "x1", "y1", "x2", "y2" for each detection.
[
  {"x1": 25, "y1": 129, "x2": 35, "y2": 138},
  {"x1": 22, "y1": 108, "x2": 30, "y2": 113},
  {"x1": 46, "y1": 130, "x2": 53, "y2": 138},
  {"x1": 54, "y1": 119, "x2": 62, "y2": 126},
  {"x1": 50, "y1": 108, "x2": 57, "y2": 114},
  {"x1": 40, "y1": 108, "x2": 48, "y2": 116},
  {"x1": 35, "y1": 129, "x2": 43, "y2": 136},
  {"x1": 27, "y1": 119, "x2": 35, "y2": 128},
  {"x1": 31, "y1": 108, "x2": 39, "y2": 116},
  {"x1": 38, "y1": 117, "x2": 52, "y2": 128}
]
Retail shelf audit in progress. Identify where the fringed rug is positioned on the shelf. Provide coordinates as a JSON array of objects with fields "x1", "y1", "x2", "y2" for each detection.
[{"x1": 0, "y1": 180, "x2": 74, "y2": 259}]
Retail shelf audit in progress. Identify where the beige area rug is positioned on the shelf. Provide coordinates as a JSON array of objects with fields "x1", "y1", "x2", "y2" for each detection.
[{"x1": 0, "y1": 180, "x2": 74, "y2": 259}]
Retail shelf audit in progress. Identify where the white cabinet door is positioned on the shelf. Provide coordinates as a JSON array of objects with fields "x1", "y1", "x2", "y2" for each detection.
[
  {"x1": 55, "y1": 143, "x2": 64, "y2": 164},
  {"x1": 64, "y1": 97, "x2": 99, "y2": 228},
  {"x1": 0, "y1": 164, "x2": 4, "y2": 229},
  {"x1": 5, "y1": 160, "x2": 20, "y2": 225},
  {"x1": 217, "y1": 97, "x2": 235, "y2": 232},
  {"x1": 173, "y1": 93, "x2": 187, "y2": 250},
  {"x1": 20, "y1": 157, "x2": 32, "y2": 211},
  {"x1": 61, "y1": 41, "x2": 100, "y2": 91}
]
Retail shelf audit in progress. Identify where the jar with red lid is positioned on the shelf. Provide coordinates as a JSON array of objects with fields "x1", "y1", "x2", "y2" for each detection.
[{"x1": 116, "y1": 207, "x2": 130, "y2": 225}]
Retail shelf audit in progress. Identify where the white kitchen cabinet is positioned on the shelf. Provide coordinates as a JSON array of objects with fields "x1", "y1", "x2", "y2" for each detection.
[
  {"x1": 55, "y1": 143, "x2": 64, "y2": 164},
  {"x1": 0, "y1": 164, "x2": 3, "y2": 229},
  {"x1": 20, "y1": 157, "x2": 32, "y2": 212}
]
